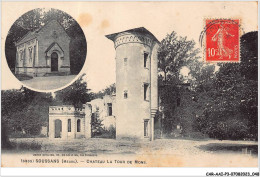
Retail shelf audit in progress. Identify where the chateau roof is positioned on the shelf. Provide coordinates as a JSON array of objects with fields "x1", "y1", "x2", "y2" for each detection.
[{"x1": 106, "y1": 27, "x2": 160, "y2": 44}]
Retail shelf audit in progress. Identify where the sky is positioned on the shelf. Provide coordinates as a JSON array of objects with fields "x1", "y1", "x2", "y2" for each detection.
[{"x1": 1, "y1": 1, "x2": 258, "y2": 93}]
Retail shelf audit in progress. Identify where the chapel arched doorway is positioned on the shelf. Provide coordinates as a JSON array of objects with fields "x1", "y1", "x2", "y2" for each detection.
[{"x1": 51, "y1": 52, "x2": 58, "y2": 72}]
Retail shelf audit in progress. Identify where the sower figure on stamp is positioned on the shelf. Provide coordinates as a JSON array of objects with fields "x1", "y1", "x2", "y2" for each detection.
[{"x1": 212, "y1": 22, "x2": 235, "y2": 59}]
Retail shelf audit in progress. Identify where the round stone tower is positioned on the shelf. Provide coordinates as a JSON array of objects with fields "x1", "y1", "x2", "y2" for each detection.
[{"x1": 106, "y1": 27, "x2": 159, "y2": 140}]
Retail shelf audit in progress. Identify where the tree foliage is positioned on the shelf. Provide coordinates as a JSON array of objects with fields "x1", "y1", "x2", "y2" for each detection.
[
  {"x1": 55, "y1": 74, "x2": 92, "y2": 107},
  {"x1": 188, "y1": 62, "x2": 216, "y2": 92},
  {"x1": 158, "y1": 30, "x2": 257, "y2": 140},
  {"x1": 194, "y1": 31, "x2": 258, "y2": 140},
  {"x1": 158, "y1": 31, "x2": 200, "y2": 84},
  {"x1": 91, "y1": 109, "x2": 103, "y2": 137},
  {"x1": 158, "y1": 31, "x2": 201, "y2": 134},
  {"x1": 1, "y1": 87, "x2": 53, "y2": 138},
  {"x1": 93, "y1": 83, "x2": 116, "y2": 99}
]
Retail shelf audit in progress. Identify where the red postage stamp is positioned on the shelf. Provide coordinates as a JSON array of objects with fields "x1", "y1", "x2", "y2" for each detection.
[{"x1": 205, "y1": 19, "x2": 240, "y2": 62}]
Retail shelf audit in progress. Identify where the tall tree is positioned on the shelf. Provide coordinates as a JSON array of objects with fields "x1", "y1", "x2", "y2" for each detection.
[
  {"x1": 157, "y1": 31, "x2": 201, "y2": 135},
  {"x1": 158, "y1": 31, "x2": 200, "y2": 85},
  {"x1": 55, "y1": 74, "x2": 92, "y2": 107}
]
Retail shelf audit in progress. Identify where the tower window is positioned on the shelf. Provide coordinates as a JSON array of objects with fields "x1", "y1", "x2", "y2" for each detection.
[
  {"x1": 177, "y1": 98, "x2": 181, "y2": 106},
  {"x1": 124, "y1": 90, "x2": 128, "y2": 99},
  {"x1": 124, "y1": 58, "x2": 127, "y2": 66},
  {"x1": 77, "y1": 119, "x2": 81, "y2": 132},
  {"x1": 68, "y1": 119, "x2": 71, "y2": 132},
  {"x1": 144, "y1": 52, "x2": 148, "y2": 68},
  {"x1": 144, "y1": 119, "x2": 149, "y2": 137},
  {"x1": 144, "y1": 83, "x2": 149, "y2": 101},
  {"x1": 108, "y1": 103, "x2": 112, "y2": 116}
]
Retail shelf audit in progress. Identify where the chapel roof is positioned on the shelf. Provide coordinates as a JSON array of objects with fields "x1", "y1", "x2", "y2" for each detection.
[
  {"x1": 15, "y1": 20, "x2": 68, "y2": 46},
  {"x1": 16, "y1": 31, "x2": 38, "y2": 46}
]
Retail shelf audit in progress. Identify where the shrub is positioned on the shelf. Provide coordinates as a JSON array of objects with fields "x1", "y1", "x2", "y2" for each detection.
[
  {"x1": 1, "y1": 122, "x2": 12, "y2": 149},
  {"x1": 96, "y1": 125, "x2": 116, "y2": 139},
  {"x1": 195, "y1": 113, "x2": 250, "y2": 140},
  {"x1": 91, "y1": 112, "x2": 103, "y2": 137}
]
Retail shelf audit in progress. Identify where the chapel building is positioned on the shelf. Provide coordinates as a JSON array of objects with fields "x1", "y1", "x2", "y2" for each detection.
[{"x1": 15, "y1": 20, "x2": 71, "y2": 77}]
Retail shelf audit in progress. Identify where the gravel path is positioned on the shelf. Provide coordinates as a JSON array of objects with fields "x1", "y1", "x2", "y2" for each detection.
[
  {"x1": 8, "y1": 138, "x2": 258, "y2": 167},
  {"x1": 21, "y1": 75, "x2": 77, "y2": 90}
]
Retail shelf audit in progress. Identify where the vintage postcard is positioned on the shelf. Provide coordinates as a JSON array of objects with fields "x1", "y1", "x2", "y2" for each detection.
[{"x1": 1, "y1": 1, "x2": 258, "y2": 174}]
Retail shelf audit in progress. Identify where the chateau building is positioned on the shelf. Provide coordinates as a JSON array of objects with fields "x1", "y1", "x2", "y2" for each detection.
[
  {"x1": 106, "y1": 27, "x2": 160, "y2": 140},
  {"x1": 49, "y1": 27, "x2": 159, "y2": 140},
  {"x1": 88, "y1": 94, "x2": 116, "y2": 130},
  {"x1": 49, "y1": 105, "x2": 92, "y2": 140},
  {"x1": 15, "y1": 20, "x2": 71, "y2": 77},
  {"x1": 49, "y1": 95, "x2": 116, "y2": 140}
]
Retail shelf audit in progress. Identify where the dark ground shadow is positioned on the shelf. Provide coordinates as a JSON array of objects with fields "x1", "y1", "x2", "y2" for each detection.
[{"x1": 198, "y1": 143, "x2": 258, "y2": 156}]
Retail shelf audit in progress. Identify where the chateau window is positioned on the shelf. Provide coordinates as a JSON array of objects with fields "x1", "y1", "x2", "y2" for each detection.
[
  {"x1": 144, "y1": 52, "x2": 148, "y2": 68},
  {"x1": 124, "y1": 90, "x2": 128, "y2": 99},
  {"x1": 68, "y1": 119, "x2": 71, "y2": 132},
  {"x1": 144, "y1": 83, "x2": 149, "y2": 101},
  {"x1": 108, "y1": 103, "x2": 112, "y2": 116},
  {"x1": 144, "y1": 119, "x2": 149, "y2": 137},
  {"x1": 77, "y1": 119, "x2": 81, "y2": 132}
]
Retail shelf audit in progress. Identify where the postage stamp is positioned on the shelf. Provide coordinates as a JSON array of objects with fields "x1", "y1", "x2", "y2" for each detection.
[{"x1": 205, "y1": 19, "x2": 240, "y2": 62}]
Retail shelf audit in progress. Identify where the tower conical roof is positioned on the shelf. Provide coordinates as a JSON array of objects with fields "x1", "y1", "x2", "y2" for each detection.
[{"x1": 106, "y1": 27, "x2": 160, "y2": 44}]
